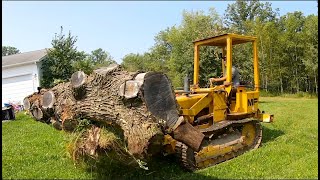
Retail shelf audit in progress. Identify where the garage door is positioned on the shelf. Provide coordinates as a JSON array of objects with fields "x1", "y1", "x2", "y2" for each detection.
[{"x1": 2, "y1": 74, "x2": 35, "y2": 105}]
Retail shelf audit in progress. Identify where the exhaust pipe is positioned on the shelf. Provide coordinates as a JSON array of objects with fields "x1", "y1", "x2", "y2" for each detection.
[{"x1": 183, "y1": 74, "x2": 190, "y2": 93}]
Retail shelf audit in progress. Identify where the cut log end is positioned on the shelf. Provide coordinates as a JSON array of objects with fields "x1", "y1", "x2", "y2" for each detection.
[
  {"x1": 71, "y1": 71, "x2": 87, "y2": 88},
  {"x1": 134, "y1": 73, "x2": 147, "y2": 86},
  {"x1": 23, "y1": 97, "x2": 30, "y2": 110},
  {"x1": 142, "y1": 72, "x2": 179, "y2": 127},
  {"x1": 42, "y1": 90, "x2": 55, "y2": 109},
  {"x1": 119, "y1": 80, "x2": 140, "y2": 99},
  {"x1": 32, "y1": 107, "x2": 44, "y2": 121}
]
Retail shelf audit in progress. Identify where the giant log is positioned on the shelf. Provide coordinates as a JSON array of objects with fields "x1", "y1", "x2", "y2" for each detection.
[{"x1": 24, "y1": 64, "x2": 181, "y2": 161}]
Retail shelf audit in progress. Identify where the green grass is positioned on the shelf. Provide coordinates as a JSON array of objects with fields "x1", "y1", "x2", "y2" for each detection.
[
  {"x1": 2, "y1": 113, "x2": 93, "y2": 179},
  {"x1": 260, "y1": 90, "x2": 318, "y2": 99},
  {"x1": 2, "y1": 97, "x2": 318, "y2": 179}
]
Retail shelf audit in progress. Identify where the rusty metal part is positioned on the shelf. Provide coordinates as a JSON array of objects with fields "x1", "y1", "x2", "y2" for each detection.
[
  {"x1": 167, "y1": 116, "x2": 185, "y2": 133},
  {"x1": 173, "y1": 122, "x2": 205, "y2": 152},
  {"x1": 175, "y1": 119, "x2": 262, "y2": 171},
  {"x1": 198, "y1": 118, "x2": 256, "y2": 133},
  {"x1": 194, "y1": 113, "x2": 213, "y2": 124}
]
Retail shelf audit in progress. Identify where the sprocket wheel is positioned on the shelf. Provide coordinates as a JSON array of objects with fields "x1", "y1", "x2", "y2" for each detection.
[{"x1": 241, "y1": 121, "x2": 262, "y2": 149}]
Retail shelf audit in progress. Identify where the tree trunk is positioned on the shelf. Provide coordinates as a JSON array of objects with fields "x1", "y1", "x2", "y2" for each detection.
[
  {"x1": 265, "y1": 75, "x2": 268, "y2": 92},
  {"x1": 24, "y1": 64, "x2": 182, "y2": 161},
  {"x1": 309, "y1": 78, "x2": 311, "y2": 93},
  {"x1": 315, "y1": 74, "x2": 318, "y2": 94},
  {"x1": 279, "y1": 64, "x2": 283, "y2": 94},
  {"x1": 296, "y1": 68, "x2": 299, "y2": 93}
]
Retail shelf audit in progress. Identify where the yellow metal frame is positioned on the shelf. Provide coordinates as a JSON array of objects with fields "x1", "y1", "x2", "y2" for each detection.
[
  {"x1": 174, "y1": 33, "x2": 273, "y2": 129},
  {"x1": 192, "y1": 33, "x2": 259, "y2": 92}
]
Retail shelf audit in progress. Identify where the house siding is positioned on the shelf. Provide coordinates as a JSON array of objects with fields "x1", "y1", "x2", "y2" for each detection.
[{"x1": 2, "y1": 63, "x2": 40, "y2": 105}]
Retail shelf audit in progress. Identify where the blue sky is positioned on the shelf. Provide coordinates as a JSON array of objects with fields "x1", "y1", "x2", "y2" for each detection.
[{"x1": 2, "y1": 1, "x2": 318, "y2": 63}]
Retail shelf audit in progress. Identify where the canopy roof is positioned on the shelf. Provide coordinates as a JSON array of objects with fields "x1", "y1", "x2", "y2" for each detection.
[{"x1": 193, "y1": 33, "x2": 257, "y2": 47}]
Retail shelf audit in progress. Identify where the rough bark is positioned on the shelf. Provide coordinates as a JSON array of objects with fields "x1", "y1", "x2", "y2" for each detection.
[{"x1": 24, "y1": 64, "x2": 180, "y2": 161}]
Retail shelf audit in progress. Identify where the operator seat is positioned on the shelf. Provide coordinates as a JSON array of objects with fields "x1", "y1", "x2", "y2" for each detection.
[{"x1": 230, "y1": 81, "x2": 249, "y2": 100}]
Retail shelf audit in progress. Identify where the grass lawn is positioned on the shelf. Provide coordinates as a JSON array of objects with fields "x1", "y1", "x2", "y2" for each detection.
[{"x1": 2, "y1": 97, "x2": 318, "y2": 179}]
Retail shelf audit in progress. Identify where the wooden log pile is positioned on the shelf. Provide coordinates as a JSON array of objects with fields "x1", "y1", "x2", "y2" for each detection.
[{"x1": 23, "y1": 64, "x2": 181, "y2": 164}]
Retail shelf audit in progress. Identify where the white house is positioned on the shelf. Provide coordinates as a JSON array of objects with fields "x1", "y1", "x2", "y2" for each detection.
[{"x1": 2, "y1": 49, "x2": 48, "y2": 106}]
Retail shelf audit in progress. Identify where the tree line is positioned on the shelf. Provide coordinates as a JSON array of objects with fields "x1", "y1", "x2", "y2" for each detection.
[
  {"x1": 3, "y1": 0, "x2": 318, "y2": 94},
  {"x1": 122, "y1": 0, "x2": 318, "y2": 94}
]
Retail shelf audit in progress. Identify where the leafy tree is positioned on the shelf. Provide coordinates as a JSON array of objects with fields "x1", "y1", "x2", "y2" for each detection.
[
  {"x1": 41, "y1": 26, "x2": 86, "y2": 88},
  {"x1": 90, "y1": 48, "x2": 116, "y2": 67},
  {"x1": 2, "y1": 46, "x2": 20, "y2": 56},
  {"x1": 72, "y1": 49, "x2": 116, "y2": 75},
  {"x1": 224, "y1": 0, "x2": 285, "y2": 91},
  {"x1": 121, "y1": 53, "x2": 146, "y2": 72},
  {"x1": 224, "y1": 0, "x2": 279, "y2": 33},
  {"x1": 278, "y1": 11, "x2": 306, "y2": 93},
  {"x1": 158, "y1": 9, "x2": 224, "y2": 87},
  {"x1": 302, "y1": 14, "x2": 318, "y2": 93},
  {"x1": 71, "y1": 51, "x2": 94, "y2": 75}
]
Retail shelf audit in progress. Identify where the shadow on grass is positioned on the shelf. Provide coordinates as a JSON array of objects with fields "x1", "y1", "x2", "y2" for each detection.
[
  {"x1": 258, "y1": 101, "x2": 272, "y2": 104},
  {"x1": 84, "y1": 154, "x2": 219, "y2": 180},
  {"x1": 81, "y1": 126, "x2": 284, "y2": 180},
  {"x1": 261, "y1": 125, "x2": 285, "y2": 144}
]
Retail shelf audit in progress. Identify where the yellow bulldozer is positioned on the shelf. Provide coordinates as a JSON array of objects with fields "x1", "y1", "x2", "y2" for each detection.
[{"x1": 162, "y1": 33, "x2": 274, "y2": 171}]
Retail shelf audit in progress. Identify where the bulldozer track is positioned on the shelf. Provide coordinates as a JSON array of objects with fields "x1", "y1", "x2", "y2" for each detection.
[
  {"x1": 175, "y1": 141, "x2": 197, "y2": 171},
  {"x1": 175, "y1": 119, "x2": 262, "y2": 171}
]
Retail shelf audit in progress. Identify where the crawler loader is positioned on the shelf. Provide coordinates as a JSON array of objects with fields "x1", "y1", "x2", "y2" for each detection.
[{"x1": 161, "y1": 33, "x2": 274, "y2": 171}]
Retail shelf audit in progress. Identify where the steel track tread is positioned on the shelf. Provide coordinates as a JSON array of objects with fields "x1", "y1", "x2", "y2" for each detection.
[
  {"x1": 175, "y1": 141, "x2": 196, "y2": 171},
  {"x1": 175, "y1": 120, "x2": 262, "y2": 171}
]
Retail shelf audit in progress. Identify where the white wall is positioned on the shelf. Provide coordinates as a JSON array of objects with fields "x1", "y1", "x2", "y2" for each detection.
[
  {"x1": 2, "y1": 63, "x2": 38, "y2": 79},
  {"x1": 36, "y1": 61, "x2": 43, "y2": 86},
  {"x1": 2, "y1": 63, "x2": 40, "y2": 106}
]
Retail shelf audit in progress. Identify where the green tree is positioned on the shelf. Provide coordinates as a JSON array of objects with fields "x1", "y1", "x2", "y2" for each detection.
[
  {"x1": 224, "y1": 0, "x2": 279, "y2": 33},
  {"x1": 71, "y1": 51, "x2": 94, "y2": 75},
  {"x1": 41, "y1": 26, "x2": 86, "y2": 88},
  {"x1": 90, "y1": 48, "x2": 116, "y2": 67},
  {"x1": 302, "y1": 14, "x2": 318, "y2": 94},
  {"x1": 160, "y1": 9, "x2": 224, "y2": 87},
  {"x1": 278, "y1": 11, "x2": 306, "y2": 93},
  {"x1": 2, "y1": 46, "x2": 20, "y2": 56},
  {"x1": 224, "y1": 0, "x2": 284, "y2": 92},
  {"x1": 121, "y1": 53, "x2": 146, "y2": 72},
  {"x1": 73, "y1": 49, "x2": 116, "y2": 75},
  {"x1": 122, "y1": 8, "x2": 225, "y2": 88}
]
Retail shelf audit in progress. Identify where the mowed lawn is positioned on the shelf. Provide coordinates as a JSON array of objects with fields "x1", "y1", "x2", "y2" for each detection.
[{"x1": 2, "y1": 97, "x2": 318, "y2": 179}]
